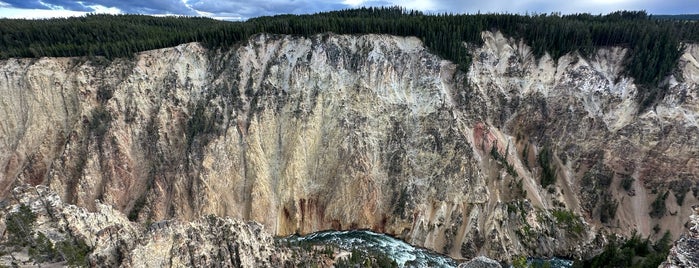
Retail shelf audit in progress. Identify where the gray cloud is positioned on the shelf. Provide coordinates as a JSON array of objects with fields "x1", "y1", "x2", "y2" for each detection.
[
  {"x1": 89, "y1": 0, "x2": 197, "y2": 14},
  {"x1": 1, "y1": 0, "x2": 697, "y2": 20},
  {"x1": 188, "y1": 0, "x2": 348, "y2": 18},
  {"x1": 1, "y1": 0, "x2": 197, "y2": 15},
  {"x1": 1, "y1": 0, "x2": 93, "y2": 11},
  {"x1": 432, "y1": 0, "x2": 699, "y2": 15}
]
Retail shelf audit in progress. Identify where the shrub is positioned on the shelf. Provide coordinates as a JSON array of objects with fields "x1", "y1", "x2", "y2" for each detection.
[
  {"x1": 669, "y1": 179, "x2": 691, "y2": 206},
  {"x1": 5, "y1": 203, "x2": 92, "y2": 265},
  {"x1": 552, "y1": 209, "x2": 584, "y2": 235},
  {"x1": 649, "y1": 191, "x2": 669, "y2": 219},
  {"x1": 600, "y1": 195, "x2": 618, "y2": 224},
  {"x1": 5, "y1": 204, "x2": 37, "y2": 247},
  {"x1": 57, "y1": 239, "x2": 91, "y2": 267},
  {"x1": 620, "y1": 177, "x2": 634, "y2": 191},
  {"x1": 393, "y1": 188, "x2": 409, "y2": 217},
  {"x1": 28, "y1": 232, "x2": 59, "y2": 263},
  {"x1": 491, "y1": 145, "x2": 518, "y2": 178},
  {"x1": 576, "y1": 231, "x2": 671, "y2": 268},
  {"x1": 128, "y1": 195, "x2": 147, "y2": 221},
  {"x1": 512, "y1": 255, "x2": 527, "y2": 268},
  {"x1": 538, "y1": 146, "x2": 556, "y2": 188},
  {"x1": 88, "y1": 105, "x2": 113, "y2": 138}
]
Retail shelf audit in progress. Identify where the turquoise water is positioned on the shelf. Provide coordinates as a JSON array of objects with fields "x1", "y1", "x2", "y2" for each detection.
[
  {"x1": 280, "y1": 230, "x2": 459, "y2": 268},
  {"x1": 280, "y1": 230, "x2": 575, "y2": 268},
  {"x1": 527, "y1": 257, "x2": 574, "y2": 268}
]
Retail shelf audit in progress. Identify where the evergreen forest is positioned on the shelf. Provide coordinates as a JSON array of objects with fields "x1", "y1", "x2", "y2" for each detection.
[{"x1": 1, "y1": 7, "x2": 698, "y2": 94}]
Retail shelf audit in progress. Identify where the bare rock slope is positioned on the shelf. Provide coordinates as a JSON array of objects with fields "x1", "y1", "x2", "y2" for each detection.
[{"x1": 1, "y1": 32, "x2": 698, "y2": 261}]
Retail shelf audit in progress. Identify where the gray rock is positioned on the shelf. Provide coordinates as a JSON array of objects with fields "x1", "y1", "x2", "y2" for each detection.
[
  {"x1": 458, "y1": 256, "x2": 502, "y2": 268},
  {"x1": 662, "y1": 206, "x2": 699, "y2": 268}
]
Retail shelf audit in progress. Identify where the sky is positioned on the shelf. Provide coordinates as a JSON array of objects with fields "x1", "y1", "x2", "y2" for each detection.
[{"x1": 0, "y1": 0, "x2": 696, "y2": 20}]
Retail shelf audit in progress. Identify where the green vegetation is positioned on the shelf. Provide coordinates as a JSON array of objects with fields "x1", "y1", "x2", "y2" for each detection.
[
  {"x1": 507, "y1": 200, "x2": 530, "y2": 222},
  {"x1": 654, "y1": 14, "x2": 699, "y2": 21},
  {"x1": 649, "y1": 191, "x2": 669, "y2": 218},
  {"x1": 491, "y1": 144, "x2": 518, "y2": 178},
  {"x1": 128, "y1": 195, "x2": 147, "y2": 221},
  {"x1": 508, "y1": 201, "x2": 534, "y2": 240},
  {"x1": 512, "y1": 255, "x2": 528, "y2": 268},
  {"x1": 579, "y1": 160, "x2": 619, "y2": 223},
  {"x1": 675, "y1": 190, "x2": 688, "y2": 206},
  {"x1": 4, "y1": 204, "x2": 92, "y2": 265},
  {"x1": 509, "y1": 178, "x2": 527, "y2": 199},
  {"x1": 599, "y1": 195, "x2": 619, "y2": 224},
  {"x1": 185, "y1": 100, "x2": 218, "y2": 149},
  {"x1": 88, "y1": 105, "x2": 113, "y2": 138},
  {"x1": 1, "y1": 8, "x2": 697, "y2": 99},
  {"x1": 96, "y1": 86, "x2": 114, "y2": 104},
  {"x1": 574, "y1": 231, "x2": 672, "y2": 268},
  {"x1": 392, "y1": 187, "x2": 410, "y2": 217},
  {"x1": 28, "y1": 232, "x2": 59, "y2": 263},
  {"x1": 620, "y1": 176, "x2": 635, "y2": 191},
  {"x1": 521, "y1": 143, "x2": 530, "y2": 171},
  {"x1": 552, "y1": 209, "x2": 585, "y2": 235},
  {"x1": 669, "y1": 179, "x2": 692, "y2": 206},
  {"x1": 538, "y1": 146, "x2": 556, "y2": 188},
  {"x1": 57, "y1": 239, "x2": 91, "y2": 267},
  {"x1": 5, "y1": 204, "x2": 37, "y2": 247}
]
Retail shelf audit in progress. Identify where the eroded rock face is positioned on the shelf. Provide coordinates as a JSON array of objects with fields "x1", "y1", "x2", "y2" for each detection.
[
  {"x1": 0, "y1": 185, "x2": 286, "y2": 267},
  {"x1": 1, "y1": 32, "x2": 698, "y2": 261},
  {"x1": 662, "y1": 206, "x2": 699, "y2": 268}
]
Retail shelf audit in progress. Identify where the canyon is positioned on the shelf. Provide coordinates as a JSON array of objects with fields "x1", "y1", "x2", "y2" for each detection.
[{"x1": 1, "y1": 31, "x2": 698, "y2": 262}]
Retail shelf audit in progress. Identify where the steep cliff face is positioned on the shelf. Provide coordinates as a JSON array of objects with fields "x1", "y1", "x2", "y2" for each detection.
[
  {"x1": 1, "y1": 32, "x2": 697, "y2": 261},
  {"x1": 468, "y1": 33, "x2": 699, "y2": 235}
]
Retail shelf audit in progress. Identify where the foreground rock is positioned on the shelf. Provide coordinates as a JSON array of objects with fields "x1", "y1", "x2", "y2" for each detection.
[
  {"x1": 662, "y1": 206, "x2": 699, "y2": 268},
  {"x1": 0, "y1": 185, "x2": 290, "y2": 267},
  {"x1": 457, "y1": 256, "x2": 502, "y2": 268}
]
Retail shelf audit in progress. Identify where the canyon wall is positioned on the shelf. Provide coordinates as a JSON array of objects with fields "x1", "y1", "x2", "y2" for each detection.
[{"x1": 1, "y1": 32, "x2": 698, "y2": 261}]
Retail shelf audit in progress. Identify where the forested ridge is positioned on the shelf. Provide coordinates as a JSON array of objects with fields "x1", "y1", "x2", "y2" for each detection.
[{"x1": 1, "y1": 7, "x2": 698, "y2": 90}]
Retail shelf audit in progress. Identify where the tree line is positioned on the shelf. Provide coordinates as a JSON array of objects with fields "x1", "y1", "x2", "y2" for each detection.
[{"x1": 1, "y1": 7, "x2": 697, "y2": 89}]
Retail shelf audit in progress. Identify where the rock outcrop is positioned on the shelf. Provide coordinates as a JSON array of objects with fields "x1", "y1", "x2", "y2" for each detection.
[
  {"x1": 457, "y1": 256, "x2": 502, "y2": 268},
  {"x1": 1, "y1": 32, "x2": 697, "y2": 261},
  {"x1": 0, "y1": 185, "x2": 288, "y2": 267},
  {"x1": 662, "y1": 206, "x2": 699, "y2": 268}
]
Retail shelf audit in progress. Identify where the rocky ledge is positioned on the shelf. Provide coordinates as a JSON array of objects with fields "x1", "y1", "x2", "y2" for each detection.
[
  {"x1": 0, "y1": 185, "x2": 291, "y2": 267},
  {"x1": 662, "y1": 206, "x2": 699, "y2": 268}
]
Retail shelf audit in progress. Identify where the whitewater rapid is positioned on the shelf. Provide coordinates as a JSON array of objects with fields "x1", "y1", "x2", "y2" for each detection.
[{"x1": 280, "y1": 230, "x2": 458, "y2": 267}]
